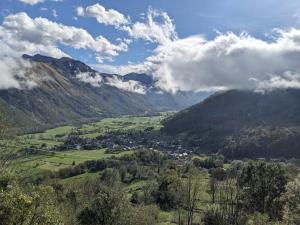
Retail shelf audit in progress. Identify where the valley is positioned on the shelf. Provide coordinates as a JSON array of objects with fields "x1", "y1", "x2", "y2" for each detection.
[
  {"x1": 1, "y1": 112, "x2": 299, "y2": 225},
  {"x1": 1, "y1": 1, "x2": 300, "y2": 224}
]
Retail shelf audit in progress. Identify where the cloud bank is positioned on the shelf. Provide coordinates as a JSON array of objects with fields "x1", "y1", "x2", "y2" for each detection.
[
  {"x1": 83, "y1": 6, "x2": 300, "y2": 93},
  {"x1": 148, "y1": 30, "x2": 300, "y2": 92}
]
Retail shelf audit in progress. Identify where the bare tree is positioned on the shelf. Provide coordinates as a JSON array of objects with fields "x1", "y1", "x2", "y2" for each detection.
[{"x1": 181, "y1": 169, "x2": 203, "y2": 225}]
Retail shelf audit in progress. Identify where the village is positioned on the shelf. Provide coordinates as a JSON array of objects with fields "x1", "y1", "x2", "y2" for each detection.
[{"x1": 25, "y1": 128, "x2": 193, "y2": 159}]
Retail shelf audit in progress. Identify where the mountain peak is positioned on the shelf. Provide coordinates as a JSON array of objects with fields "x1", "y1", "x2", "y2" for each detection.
[
  {"x1": 22, "y1": 54, "x2": 58, "y2": 62},
  {"x1": 22, "y1": 54, "x2": 95, "y2": 77},
  {"x1": 22, "y1": 54, "x2": 76, "y2": 63}
]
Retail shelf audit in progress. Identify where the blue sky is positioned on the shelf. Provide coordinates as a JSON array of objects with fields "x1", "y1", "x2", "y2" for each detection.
[
  {"x1": 2, "y1": 0, "x2": 300, "y2": 66},
  {"x1": 2, "y1": 0, "x2": 300, "y2": 92}
]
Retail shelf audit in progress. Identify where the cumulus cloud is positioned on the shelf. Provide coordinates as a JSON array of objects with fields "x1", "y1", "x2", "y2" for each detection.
[
  {"x1": 108, "y1": 28, "x2": 300, "y2": 93},
  {"x1": 19, "y1": 0, "x2": 44, "y2": 5},
  {"x1": 76, "y1": 3, "x2": 130, "y2": 29},
  {"x1": 129, "y1": 7, "x2": 178, "y2": 45},
  {"x1": 147, "y1": 30, "x2": 300, "y2": 92},
  {"x1": 105, "y1": 76, "x2": 146, "y2": 94},
  {"x1": 91, "y1": 8, "x2": 300, "y2": 93},
  {"x1": 0, "y1": 12, "x2": 128, "y2": 61},
  {"x1": 76, "y1": 72, "x2": 103, "y2": 87}
]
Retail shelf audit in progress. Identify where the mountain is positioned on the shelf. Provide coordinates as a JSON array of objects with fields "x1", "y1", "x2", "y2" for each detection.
[
  {"x1": 123, "y1": 73, "x2": 154, "y2": 88},
  {"x1": 0, "y1": 54, "x2": 209, "y2": 133},
  {"x1": 162, "y1": 89, "x2": 300, "y2": 159}
]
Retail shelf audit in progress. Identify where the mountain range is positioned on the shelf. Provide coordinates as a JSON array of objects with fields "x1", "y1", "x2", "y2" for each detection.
[
  {"x1": 0, "y1": 54, "x2": 209, "y2": 133},
  {"x1": 162, "y1": 89, "x2": 300, "y2": 159}
]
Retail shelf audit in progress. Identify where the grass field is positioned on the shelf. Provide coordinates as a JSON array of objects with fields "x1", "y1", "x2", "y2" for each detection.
[
  {"x1": 8, "y1": 113, "x2": 169, "y2": 150},
  {"x1": 13, "y1": 149, "x2": 133, "y2": 177},
  {"x1": 1, "y1": 113, "x2": 169, "y2": 174}
]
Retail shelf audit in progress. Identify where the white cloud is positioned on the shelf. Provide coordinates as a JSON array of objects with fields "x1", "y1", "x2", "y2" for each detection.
[
  {"x1": 75, "y1": 71, "x2": 146, "y2": 94},
  {"x1": 92, "y1": 63, "x2": 150, "y2": 75},
  {"x1": 76, "y1": 72, "x2": 103, "y2": 87},
  {"x1": 19, "y1": 0, "x2": 44, "y2": 5},
  {"x1": 147, "y1": 30, "x2": 300, "y2": 92},
  {"x1": 0, "y1": 12, "x2": 128, "y2": 61},
  {"x1": 76, "y1": 3, "x2": 129, "y2": 29},
  {"x1": 255, "y1": 71, "x2": 300, "y2": 91},
  {"x1": 52, "y1": 9, "x2": 58, "y2": 18},
  {"x1": 20, "y1": 0, "x2": 63, "y2": 5},
  {"x1": 105, "y1": 76, "x2": 146, "y2": 94},
  {"x1": 129, "y1": 7, "x2": 178, "y2": 45},
  {"x1": 76, "y1": 6, "x2": 84, "y2": 17},
  {"x1": 96, "y1": 28, "x2": 300, "y2": 93},
  {"x1": 0, "y1": 58, "x2": 36, "y2": 90}
]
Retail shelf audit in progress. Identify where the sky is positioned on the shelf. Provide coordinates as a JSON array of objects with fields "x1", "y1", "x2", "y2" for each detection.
[{"x1": 2, "y1": 0, "x2": 300, "y2": 92}]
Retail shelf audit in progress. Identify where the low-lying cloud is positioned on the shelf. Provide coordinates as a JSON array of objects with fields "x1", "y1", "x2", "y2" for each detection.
[
  {"x1": 105, "y1": 76, "x2": 147, "y2": 94},
  {"x1": 76, "y1": 72, "x2": 103, "y2": 87},
  {"x1": 75, "y1": 72, "x2": 146, "y2": 94},
  {"x1": 0, "y1": 58, "x2": 36, "y2": 90}
]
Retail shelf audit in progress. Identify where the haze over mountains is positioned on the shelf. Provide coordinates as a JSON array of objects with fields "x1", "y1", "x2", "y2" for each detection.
[
  {"x1": 162, "y1": 89, "x2": 300, "y2": 159},
  {"x1": 0, "y1": 54, "x2": 209, "y2": 132}
]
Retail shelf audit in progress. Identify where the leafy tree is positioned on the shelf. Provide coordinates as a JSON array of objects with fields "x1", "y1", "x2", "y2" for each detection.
[
  {"x1": 238, "y1": 161, "x2": 287, "y2": 220},
  {"x1": 282, "y1": 174, "x2": 300, "y2": 225},
  {"x1": 77, "y1": 185, "x2": 129, "y2": 225},
  {"x1": 0, "y1": 182, "x2": 63, "y2": 225},
  {"x1": 100, "y1": 168, "x2": 121, "y2": 187},
  {"x1": 156, "y1": 170, "x2": 183, "y2": 210}
]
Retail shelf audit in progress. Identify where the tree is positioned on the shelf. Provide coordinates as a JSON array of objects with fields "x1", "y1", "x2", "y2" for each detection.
[
  {"x1": 282, "y1": 174, "x2": 300, "y2": 225},
  {"x1": 0, "y1": 112, "x2": 13, "y2": 174},
  {"x1": 246, "y1": 213, "x2": 273, "y2": 225},
  {"x1": 100, "y1": 168, "x2": 121, "y2": 187},
  {"x1": 77, "y1": 185, "x2": 129, "y2": 225},
  {"x1": 202, "y1": 206, "x2": 224, "y2": 225},
  {"x1": 238, "y1": 161, "x2": 287, "y2": 220},
  {"x1": 181, "y1": 170, "x2": 203, "y2": 225},
  {"x1": 156, "y1": 170, "x2": 183, "y2": 210},
  {"x1": 0, "y1": 182, "x2": 63, "y2": 225}
]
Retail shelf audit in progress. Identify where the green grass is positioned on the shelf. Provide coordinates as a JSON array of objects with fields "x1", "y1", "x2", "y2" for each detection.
[
  {"x1": 13, "y1": 149, "x2": 133, "y2": 176},
  {"x1": 3, "y1": 113, "x2": 169, "y2": 151},
  {"x1": 1, "y1": 113, "x2": 168, "y2": 179},
  {"x1": 158, "y1": 211, "x2": 177, "y2": 225},
  {"x1": 79, "y1": 115, "x2": 165, "y2": 138}
]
